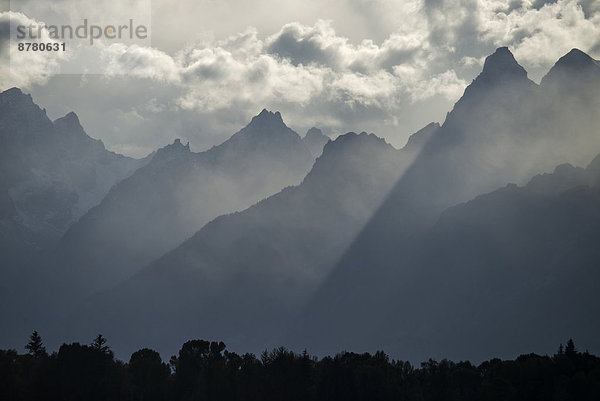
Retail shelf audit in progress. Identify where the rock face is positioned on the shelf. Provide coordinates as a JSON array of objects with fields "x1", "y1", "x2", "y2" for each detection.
[{"x1": 0, "y1": 88, "x2": 145, "y2": 274}]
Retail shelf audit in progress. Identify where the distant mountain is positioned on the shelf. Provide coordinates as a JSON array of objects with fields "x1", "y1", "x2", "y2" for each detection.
[
  {"x1": 4, "y1": 47, "x2": 600, "y2": 363},
  {"x1": 60, "y1": 130, "x2": 428, "y2": 357},
  {"x1": 289, "y1": 48, "x2": 600, "y2": 360},
  {"x1": 0, "y1": 88, "x2": 145, "y2": 275},
  {"x1": 368, "y1": 156, "x2": 600, "y2": 362},
  {"x1": 291, "y1": 157, "x2": 600, "y2": 361},
  {"x1": 302, "y1": 127, "x2": 329, "y2": 157},
  {"x1": 402, "y1": 122, "x2": 440, "y2": 152},
  {"x1": 536, "y1": 48, "x2": 600, "y2": 165},
  {"x1": 45, "y1": 109, "x2": 315, "y2": 297},
  {"x1": 541, "y1": 48, "x2": 600, "y2": 92}
]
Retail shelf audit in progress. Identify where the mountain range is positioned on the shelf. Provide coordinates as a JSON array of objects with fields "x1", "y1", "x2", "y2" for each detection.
[
  {"x1": 59, "y1": 128, "x2": 433, "y2": 355},
  {"x1": 0, "y1": 95, "x2": 330, "y2": 349},
  {"x1": 44, "y1": 109, "x2": 320, "y2": 297},
  {"x1": 1, "y1": 47, "x2": 599, "y2": 362},
  {"x1": 0, "y1": 88, "x2": 147, "y2": 279},
  {"x1": 288, "y1": 47, "x2": 600, "y2": 361}
]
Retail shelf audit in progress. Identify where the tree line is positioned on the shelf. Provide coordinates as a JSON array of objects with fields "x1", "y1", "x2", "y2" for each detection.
[{"x1": 1, "y1": 332, "x2": 599, "y2": 400}]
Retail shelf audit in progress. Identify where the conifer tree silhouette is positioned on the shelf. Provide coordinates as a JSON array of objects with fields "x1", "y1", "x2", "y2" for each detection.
[{"x1": 25, "y1": 331, "x2": 47, "y2": 358}]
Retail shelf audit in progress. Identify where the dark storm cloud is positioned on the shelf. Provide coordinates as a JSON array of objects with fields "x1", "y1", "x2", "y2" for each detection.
[
  {"x1": 266, "y1": 22, "x2": 342, "y2": 68},
  {"x1": 531, "y1": 0, "x2": 559, "y2": 10}
]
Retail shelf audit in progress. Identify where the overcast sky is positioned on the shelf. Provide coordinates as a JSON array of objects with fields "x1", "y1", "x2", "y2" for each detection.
[{"x1": 1, "y1": 0, "x2": 600, "y2": 157}]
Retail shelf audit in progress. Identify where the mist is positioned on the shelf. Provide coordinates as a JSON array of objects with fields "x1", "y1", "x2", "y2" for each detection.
[
  {"x1": 1, "y1": 46, "x2": 600, "y2": 367},
  {"x1": 288, "y1": 47, "x2": 600, "y2": 362}
]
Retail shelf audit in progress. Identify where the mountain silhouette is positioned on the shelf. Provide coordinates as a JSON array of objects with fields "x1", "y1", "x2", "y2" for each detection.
[
  {"x1": 288, "y1": 48, "x2": 600, "y2": 360},
  {"x1": 45, "y1": 109, "x2": 315, "y2": 298},
  {"x1": 302, "y1": 127, "x2": 329, "y2": 157},
  {"x1": 0, "y1": 88, "x2": 145, "y2": 275},
  {"x1": 59, "y1": 130, "x2": 430, "y2": 357},
  {"x1": 368, "y1": 155, "x2": 600, "y2": 362},
  {"x1": 2, "y1": 47, "x2": 600, "y2": 362}
]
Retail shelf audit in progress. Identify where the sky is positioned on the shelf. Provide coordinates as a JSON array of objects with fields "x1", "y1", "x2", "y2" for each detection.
[{"x1": 1, "y1": 0, "x2": 600, "y2": 157}]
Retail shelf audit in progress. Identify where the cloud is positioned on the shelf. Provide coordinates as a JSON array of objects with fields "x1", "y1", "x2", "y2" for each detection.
[
  {"x1": 5, "y1": 0, "x2": 600, "y2": 157},
  {"x1": 264, "y1": 19, "x2": 428, "y2": 74},
  {"x1": 93, "y1": 18, "x2": 465, "y2": 139},
  {"x1": 479, "y1": 0, "x2": 600, "y2": 71},
  {"x1": 103, "y1": 43, "x2": 180, "y2": 82},
  {"x1": 265, "y1": 20, "x2": 347, "y2": 69},
  {"x1": 0, "y1": 11, "x2": 66, "y2": 89},
  {"x1": 100, "y1": 19, "x2": 465, "y2": 116}
]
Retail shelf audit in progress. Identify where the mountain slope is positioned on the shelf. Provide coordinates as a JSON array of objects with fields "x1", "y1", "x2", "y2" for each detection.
[
  {"x1": 292, "y1": 157, "x2": 600, "y2": 361},
  {"x1": 370, "y1": 156, "x2": 600, "y2": 362},
  {"x1": 0, "y1": 88, "x2": 145, "y2": 273},
  {"x1": 536, "y1": 48, "x2": 600, "y2": 165},
  {"x1": 61, "y1": 130, "x2": 429, "y2": 357},
  {"x1": 289, "y1": 48, "x2": 600, "y2": 359},
  {"x1": 47, "y1": 109, "x2": 315, "y2": 296}
]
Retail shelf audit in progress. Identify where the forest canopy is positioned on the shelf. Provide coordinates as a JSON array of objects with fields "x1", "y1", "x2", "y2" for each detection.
[{"x1": 1, "y1": 332, "x2": 599, "y2": 401}]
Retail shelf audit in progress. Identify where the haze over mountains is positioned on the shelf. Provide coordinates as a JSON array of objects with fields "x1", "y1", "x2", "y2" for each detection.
[
  {"x1": 0, "y1": 88, "x2": 146, "y2": 277},
  {"x1": 1, "y1": 47, "x2": 599, "y2": 362},
  {"x1": 62, "y1": 129, "x2": 431, "y2": 355},
  {"x1": 45, "y1": 109, "x2": 317, "y2": 296},
  {"x1": 291, "y1": 155, "x2": 600, "y2": 362},
  {"x1": 290, "y1": 47, "x2": 600, "y2": 361},
  {"x1": 302, "y1": 127, "x2": 330, "y2": 157}
]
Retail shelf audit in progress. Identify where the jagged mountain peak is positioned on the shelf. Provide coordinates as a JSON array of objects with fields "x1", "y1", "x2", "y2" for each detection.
[
  {"x1": 0, "y1": 87, "x2": 41, "y2": 110},
  {"x1": 541, "y1": 48, "x2": 600, "y2": 87},
  {"x1": 0, "y1": 87, "x2": 28, "y2": 101},
  {"x1": 169, "y1": 138, "x2": 190, "y2": 150},
  {"x1": 447, "y1": 47, "x2": 534, "y2": 121},
  {"x1": 259, "y1": 108, "x2": 282, "y2": 118},
  {"x1": 219, "y1": 109, "x2": 303, "y2": 151},
  {"x1": 1, "y1": 87, "x2": 22, "y2": 94},
  {"x1": 58, "y1": 111, "x2": 79, "y2": 123},
  {"x1": 319, "y1": 131, "x2": 390, "y2": 158},
  {"x1": 53, "y1": 111, "x2": 106, "y2": 152},
  {"x1": 404, "y1": 122, "x2": 440, "y2": 152},
  {"x1": 477, "y1": 47, "x2": 528, "y2": 84},
  {"x1": 1, "y1": 87, "x2": 24, "y2": 96},
  {"x1": 0, "y1": 87, "x2": 53, "y2": 135},
  {"x1": 151, "y1": 138, "x2": 192, "y2": 162},
  {"x1": 554, "y1": 48, "x2": 597, "y2": 70},
  {"x1": 247, "y1": 108, "x2": 285, "y2": 130},
  {"x1": 54, "y1": 112, "x2": 82, "y2": 130},
  {"x1": 303, "y1": 127, "x2": 329, "y2": 157},
  {"x1": 305, "y1": 127, "x2": 324, "y2": 139}
]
